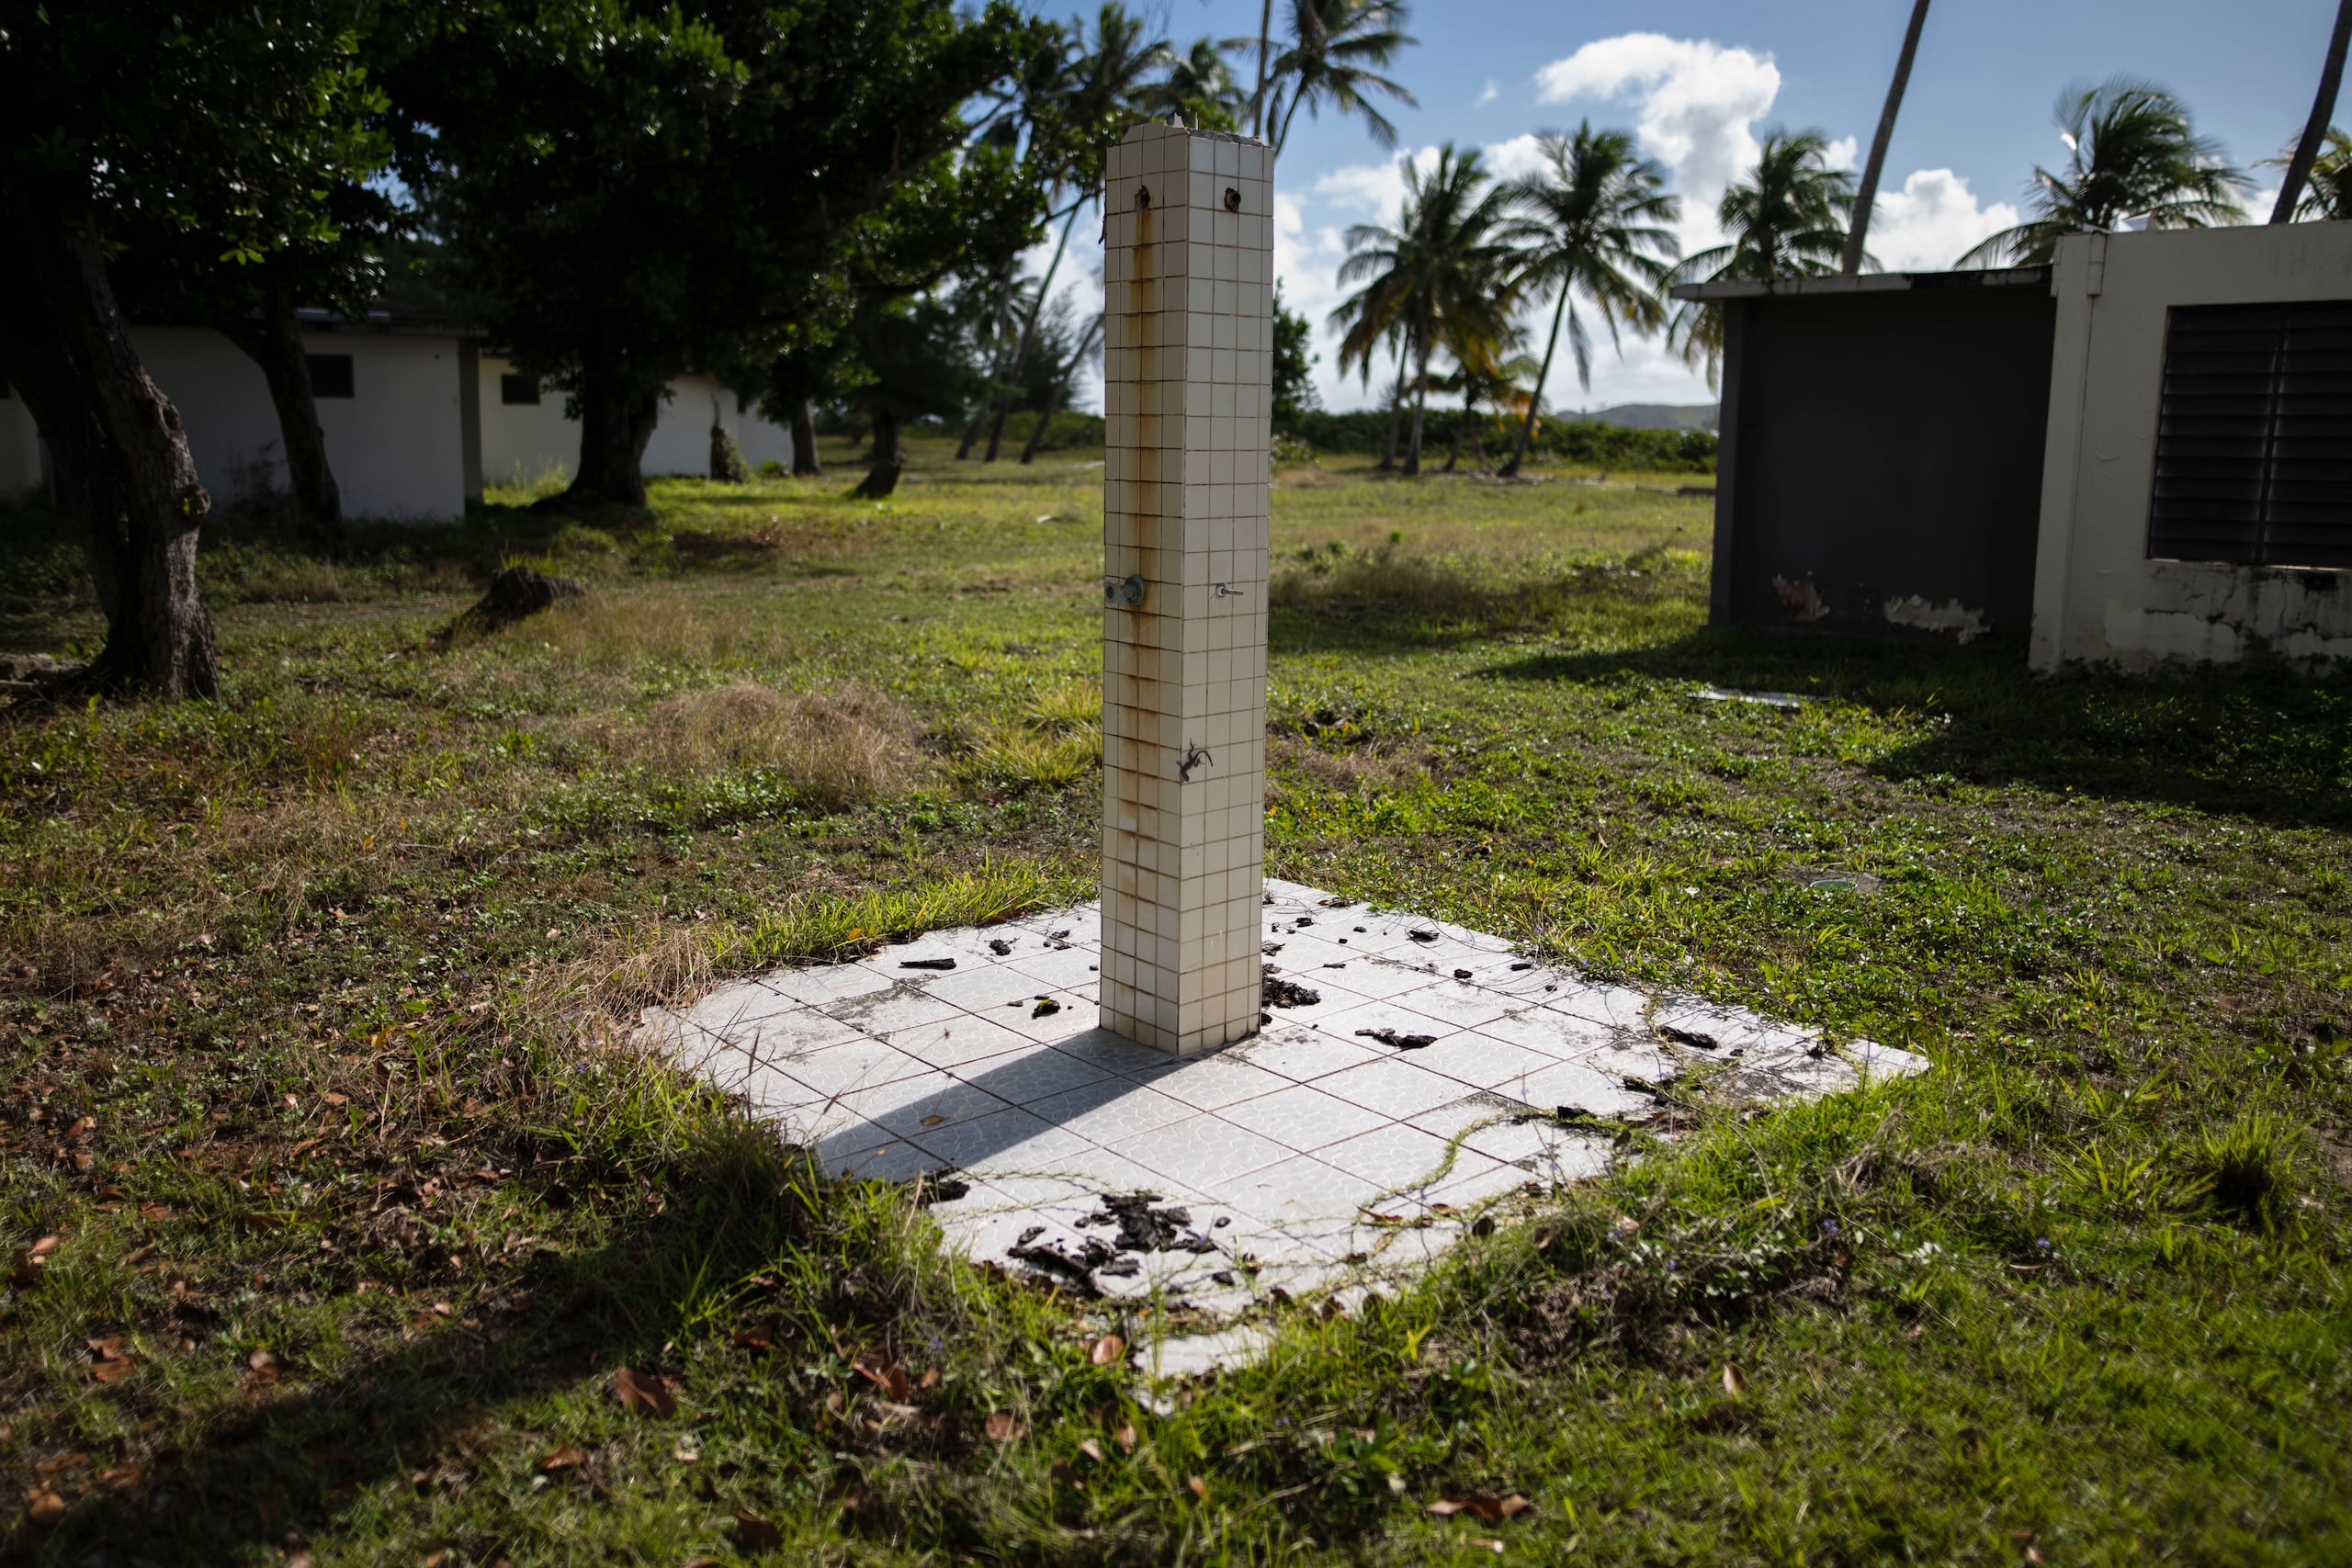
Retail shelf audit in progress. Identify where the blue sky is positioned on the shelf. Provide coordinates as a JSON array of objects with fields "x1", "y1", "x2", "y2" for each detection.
[{"x1": 1019, "y1": 0, "x2": 2344, "y2": 412}]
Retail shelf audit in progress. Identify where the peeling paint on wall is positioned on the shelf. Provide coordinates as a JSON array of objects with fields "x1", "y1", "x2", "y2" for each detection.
[
  {"x1": 1882, "y1": 594, "x2": 1989, "y2": 644},
  {"x1": 2095, "y1": 565, "x2": 2352, "y2": 669},
  {"x1": 1772, "y1": 575, "x2": 1830, "y2": 622}
]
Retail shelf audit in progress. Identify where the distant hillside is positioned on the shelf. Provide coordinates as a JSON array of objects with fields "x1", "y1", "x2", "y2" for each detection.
[{"x1": 1579, "y1": 402, "x2": 1719, "y2": 431}]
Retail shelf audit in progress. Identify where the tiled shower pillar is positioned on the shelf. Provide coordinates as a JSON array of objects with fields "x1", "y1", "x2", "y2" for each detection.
[{"x1": 1099, "y1": 120, "x2": 1272, "y2": 1055}]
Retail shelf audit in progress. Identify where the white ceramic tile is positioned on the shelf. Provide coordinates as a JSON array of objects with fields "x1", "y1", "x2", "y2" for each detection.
[
  {"x1": 1224, "y1": 1024, "x2": 1383, "y2": 1082},
  {"x1": 668, "y1": 873, "x2": 1928, "y2": 1376},
  {"x1": 774, "y1": 1038, "x2": 931, "y2": 1100},
  {"x1": 818, "y1": 984, "x2": 964, "y2": 1034},
  {"x1": 1108, "y1": 1115, "x2": 1292, "y2": 1188},
  {"x1": 760, "y1": 962, "x2": 895, "y2": 1007},
  {"x1": 881, "y1": 1014, "x2": 1039, "y2": 1069},
  {"x1": 1149, "y1": 1054, "x2": 1295, "y2": 1110},
  {"x1": 1314, "y1": 1055, "x2": 1477, "y2": 1121},
  {"x1": 1211, "y1": 1083, "x2": 1389, "y2": 1151},
  {"x1": 1017, "y1": 1078, "x2": 1194, "y2": 1144}
]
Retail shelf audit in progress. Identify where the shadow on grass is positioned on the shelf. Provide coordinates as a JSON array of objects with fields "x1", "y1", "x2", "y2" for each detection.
[
  {"x1": 7, "y1": 1129, "x2": 870, "y2": 1566},
  {"x1": 1482, "y1": 629, "x2": 2352, "y2": 829}
]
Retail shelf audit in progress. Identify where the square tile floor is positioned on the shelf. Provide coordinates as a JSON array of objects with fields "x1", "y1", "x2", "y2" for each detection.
[{"x1": 646, "y1": 878, "x2": 1928, "y2": 1359}]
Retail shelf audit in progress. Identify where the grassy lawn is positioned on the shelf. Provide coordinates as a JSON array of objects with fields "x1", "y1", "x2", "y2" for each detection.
[{"x1": 2, "y1": 433, "x2": 2347, "y2": 1564}]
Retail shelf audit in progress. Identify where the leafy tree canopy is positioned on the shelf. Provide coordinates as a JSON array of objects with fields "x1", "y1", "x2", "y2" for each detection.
[{"x1": 391, "y1": 0, "x2": 1046, "y2": 502}]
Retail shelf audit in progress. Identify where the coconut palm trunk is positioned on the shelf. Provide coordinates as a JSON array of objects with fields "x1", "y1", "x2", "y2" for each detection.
[
  {"x1": 1844, "y1": 0, "x2": 1932, "y2": 274},
  {"x1": 983, "y1": 197, "x2": 1084, "y2": 462},
  {"x1": 2271, "y1": 0, "x2": 2352, "y2": 221},
  {"x1": 1504, "y1": 283, "x2": 1574, "y2": 478},
  {"x1": 1402, "y1": 331, "x2": 1430, "y2": 476}
]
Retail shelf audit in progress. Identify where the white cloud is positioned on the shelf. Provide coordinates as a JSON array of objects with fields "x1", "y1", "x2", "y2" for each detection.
[
  {"x1": 1481, "y1": 132, "x2": 1551, "y2": 183},
  {"x1": 1475, "y1": 79, "x2": 1499, "y2": 109},
  {"x1": 1863, "y1": 168, "x2": 2018, "y2": 271},
  {"x1": 1535, "y1": 33, "x2": 1781, "y2": 210},
  {"x1": 1822, "y1": 135, "x2": 1858, "y2": 171}
]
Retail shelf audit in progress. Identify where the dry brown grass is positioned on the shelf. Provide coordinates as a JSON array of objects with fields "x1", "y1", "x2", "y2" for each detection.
[
  {"x1": 518, "y1": 587, "x2": 804, "y2": 673},
  {"x1": 598, "y1": 680, "x2": 924, "y2": 809}
]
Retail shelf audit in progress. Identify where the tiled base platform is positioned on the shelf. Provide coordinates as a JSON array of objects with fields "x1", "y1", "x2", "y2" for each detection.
[{"x1": 647, "y1": 880, "x2": 1925, "y2": 1359}]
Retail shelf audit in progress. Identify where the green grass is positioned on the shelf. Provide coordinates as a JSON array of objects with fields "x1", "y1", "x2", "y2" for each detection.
[{"x1": 1, "y1": 434, "x2": 2346, "y2": 1563}]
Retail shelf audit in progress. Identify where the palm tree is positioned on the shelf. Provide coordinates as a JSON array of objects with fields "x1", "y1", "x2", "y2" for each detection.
[
  {"x1": 2282, "y1": 127, "x2": 2352, "y2": 219},
  {"x1": 1844, "y1": 0, "x2": 1934, "y2": 273},
  {"x1": 2269, "y1": 0, "x2": 2351, "y2": 220},
  {"x1": 1666, "y1": 130, "x2": 1860, "y2": 386},
  {"x1": 1961, "y1": 78, "x2": 2249, "y2": 265},
  {"x1": 979, "y1": 3, "x2": 1170, "y2": 461},
  {"x1": 1495, "y1": 123, "x2": 1679, "y2": 478},
  {"x1": 1329, "y1": 144, "x2": 1518, "y2": 476},
  {"x1": 1261, "y1": 0, "x2": 1419, "y2": 159},
  {"x1": 1150, "y1": 37, "x2": 1246, "y2": 130}
]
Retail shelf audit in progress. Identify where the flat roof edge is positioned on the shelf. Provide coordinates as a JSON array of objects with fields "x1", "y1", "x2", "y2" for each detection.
[{"x1": 1669, "y1": 266, "x2": 2052, "y2": 301}]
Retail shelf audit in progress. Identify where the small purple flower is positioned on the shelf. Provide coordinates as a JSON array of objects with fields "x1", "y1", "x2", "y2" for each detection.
[
  {"x1": 1819, "y1": 1220, "x2": 1841, "y2": 1238},
  {"x1": 2034, "y1": 1237, "x2": 2053, "y2": 1252}
]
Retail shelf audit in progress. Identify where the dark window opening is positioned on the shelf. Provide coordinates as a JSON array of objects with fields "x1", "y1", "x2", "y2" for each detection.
[
  {"x1": 305, "y1": 354, "x2": 356, "y2": 399},
  {"x1": 499, "y1": 373, "x2": 541, "y2": 406},
  {"x1": 2148, "y1": 299, "x2": 2352, "y2": 570}
]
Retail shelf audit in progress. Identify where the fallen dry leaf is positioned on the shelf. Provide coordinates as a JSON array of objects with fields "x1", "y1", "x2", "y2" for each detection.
[
  {"x1": 91, "y1": 1356, "x2": 137, "y2": 1384},
  {"x1": 140, "y1": 1203, "x2": 172, "y2": 1223},
  {"x1": 420, "y1": 1552, "x2": 448, "y2": 1568},
  {"x1": 1078, "y1": 1438, "x2": 1105, "y2": 1463},
  {"x1": 1088, "y1": 1334, "x2": 1125, "y2": 1366},
  {"x1": 1428, "y1": 1493, "x2": 1532, "y2": 1522},
  {"x1": 86, "y1": 1335, "x2": 128, "y2": 1359},
  {"x1": 1187, "y1": 1475, "x2": 1210, "y2": 1502},
  {"x1": 322, "y1": 1092, "x2": 349, "y2": 1108},
  {"x1": 538, "y1": 1444, "x2": 588, "y2": 1472},
  {"x1": 730, "y1": 1323, "x2": 774, "y2": 1351},
  {"x1": 248, "y1": 1349, "x2": 282, "y2": 1382},
  {"x1": 614, "y1": 1367, "x2": 677, "y2": 1419},
  {"x1": 732, "y1": 1509, "x2": 784, "y2": 1549},
  {"x1": 918, "y1": 1367, "x2": 941, "y2": 1392},
  {"x1": 1114, "y1": 1424, "x2": 1137, "y2": 1454},
  {"x1": 1467, "y1": 1537, "x2": 1506, "y2": 1554},
  {"x1": 853, "y1": 1349, "x2": 910, "y2": 1401},
  {"x1": 96, "y1": 1464, "x2": 141, "y2": 1489},
  {"x1": 1722, "y1": 1364, "x2": 1747, "y2": 1399},
  {"x1": 27, "y1": 1487, "x2": 66, "y2": 1525},
  {"x1": 983, "y1": 1411, "x2": 1022, "y2": 1443}
]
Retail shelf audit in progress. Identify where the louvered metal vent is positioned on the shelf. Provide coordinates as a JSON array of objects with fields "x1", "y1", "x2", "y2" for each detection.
[{"x1": 2147, "y1": 300, "x2": 2352, "y2": 570}]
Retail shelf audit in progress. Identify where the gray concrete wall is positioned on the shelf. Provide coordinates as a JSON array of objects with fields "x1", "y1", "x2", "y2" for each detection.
[
  {"x1": 2030, "y1": 225, "x2": 2352, "y2": 670},
  {"x1": 1710, "y1": 282, "x2": 2056, "y2": 646}
]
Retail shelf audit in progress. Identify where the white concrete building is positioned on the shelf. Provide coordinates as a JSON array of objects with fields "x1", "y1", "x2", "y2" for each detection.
[
  {"x1": 476, "y1": 355, "x2": 793, "y2": 491},
  {"x1": 2030, "y1": 223, "x2": 2352, "y2": 670},
  {"x1": 1, "y1": 315, "x2": 794, "y2": 518}
]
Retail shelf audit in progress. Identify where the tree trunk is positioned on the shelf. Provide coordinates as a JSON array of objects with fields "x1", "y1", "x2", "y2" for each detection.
[
  {"x1": 564, "y1": 354, "x2": 658, "y2": 507},
  {"x1": 0, "y1": 196, "x2": 218, "y2": 698},
  {"x1": 2273, "y1": 0, "x2": 2352, "y2": 221},
  {"x1": 985, "y1": 198, "x2": 1085, "y2": 462},
  {"x1": 1401, "y1": 338, "x2": 1430, "y2": 477},
  {"x1": 1377, "y1": 375, "x2": 1403, "y2": 470},
  {"x1": 1020, "y1": 316, "x2": 1103, "y2": 464},
  {"x1": 219, "y1": 290, "x2": 345, "y2": 545},
  {"x1": 1845, "y1": 0, "x2": 1932, "y2": 273},
  {"x1": 852, "y1": 408, "x2": 901, "y2": 498},
  {"x1": 790, "y1": 397, "x2": 823, "y2": 476},
  {"x1": 956, "y1": 260, "x2": 1020, "y2": 459},
  {"x1": 1504, "y1": 282, "x2": 1573, "y2": 478},
  {"x1": 1249, "y1": 0, "x2": 1275, "y2": 137}
]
